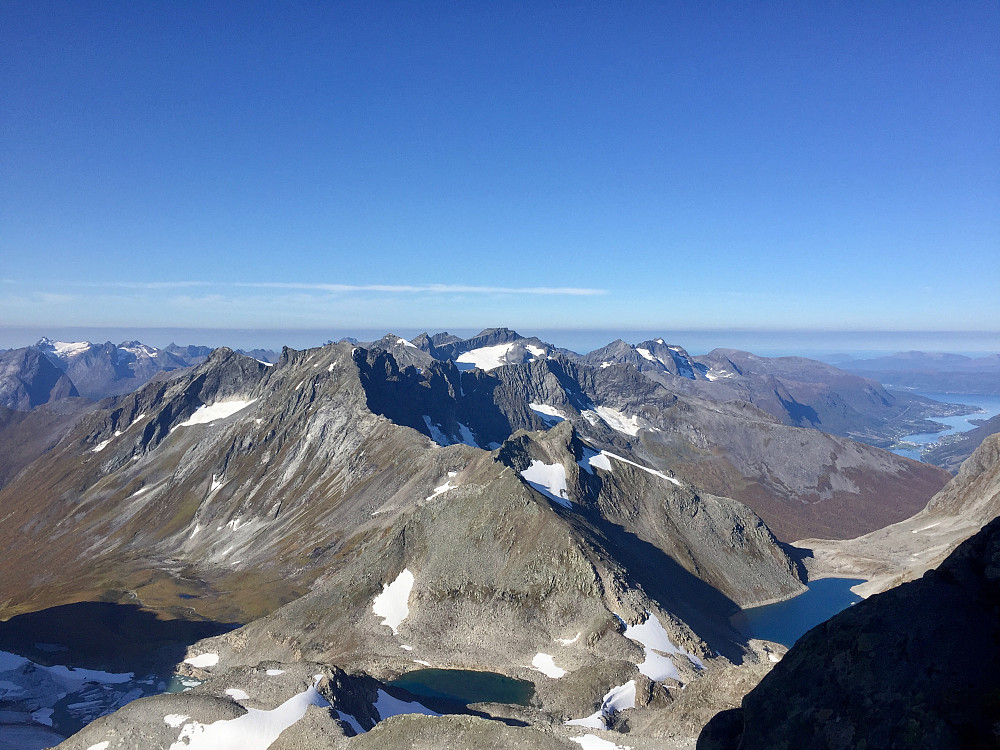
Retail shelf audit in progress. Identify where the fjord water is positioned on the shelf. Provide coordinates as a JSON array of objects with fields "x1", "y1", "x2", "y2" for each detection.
[
  {"x1": 731, "y1": 578, "x2": 865, "y2": 647},
  {"x1": 387, "y1": 668, "x2": 534, "y2": 706},
  {"x1": 892, "y1": 392, "x2": 1000, "y2": 461}
]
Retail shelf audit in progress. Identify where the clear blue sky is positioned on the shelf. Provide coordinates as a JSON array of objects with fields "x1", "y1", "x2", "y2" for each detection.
[{"x1": 2, "y1": 1, "x2": 998, "y2": 351}]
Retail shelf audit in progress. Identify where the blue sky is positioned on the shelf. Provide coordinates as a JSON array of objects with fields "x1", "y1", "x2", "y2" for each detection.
[{"x1": 2, "y1": 2, "x2": 998, "y2": 352}]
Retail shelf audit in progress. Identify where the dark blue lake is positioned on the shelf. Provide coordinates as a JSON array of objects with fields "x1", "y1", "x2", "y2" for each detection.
[
  {"x1": 731, "y1": 577, "x2": 865, "y2": 647},
  {"x1": 387, "y1": 668, "x2": 534, "y2": 706}
]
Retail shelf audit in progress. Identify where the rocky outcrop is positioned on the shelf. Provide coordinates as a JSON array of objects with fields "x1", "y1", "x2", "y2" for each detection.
[{"x1": 699, "y1": 515, "x2": 1000, "y2": 750}]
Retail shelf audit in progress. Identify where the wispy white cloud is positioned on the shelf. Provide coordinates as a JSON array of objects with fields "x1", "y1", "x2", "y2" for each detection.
[
  {"x1": 233, "y1": 282, "x2": 607, "y2": 296},
  {"x1": 47, "y1": 280, "x2": 607, "y2": 296}
]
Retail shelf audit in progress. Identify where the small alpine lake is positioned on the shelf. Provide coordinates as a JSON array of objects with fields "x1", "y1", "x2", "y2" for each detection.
[
  {"x1": 731, "y1": 577, "x2": 865, "y2": 648},
  {"x1": 386, "y1": 668, "x2": 534, "y2": 706}
]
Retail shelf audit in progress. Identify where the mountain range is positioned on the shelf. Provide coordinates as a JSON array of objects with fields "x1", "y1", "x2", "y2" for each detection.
[{"x1": 0, "y1": 328, "x2": 995, "y2": 749}]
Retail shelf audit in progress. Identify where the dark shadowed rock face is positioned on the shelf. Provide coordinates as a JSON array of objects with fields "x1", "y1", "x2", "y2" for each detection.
[{"x1": 699, "y1": 515, "x2": 1000, "y2": 750}]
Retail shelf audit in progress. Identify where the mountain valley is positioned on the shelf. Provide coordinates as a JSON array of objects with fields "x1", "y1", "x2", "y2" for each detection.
[{"x1": 0, "y1": 328, "x2": 994, "y2": 749}]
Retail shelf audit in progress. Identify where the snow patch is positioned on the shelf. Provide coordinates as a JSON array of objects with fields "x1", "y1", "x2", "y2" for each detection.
[
  {"x1": 225, "y1": 688, "x2": 250, "y2": 701},
  {"x1": 520, "y1": 460, "x2": 571, "y2": 508},
  {"x1": 91, "y1": 439, "x2": 111, "y2": 453},
  {"x1": 373, "y1": 689, "x2": 440, "y2": 722},
  {"x1": 165, "y1": 714, "x2": 191, "y2": 728},
  {"x1": 570, "y1": 734, "x2": 633, "y2": 750},
  {"x1": 556, "y1": 632, "x2": 581, "y2": 645},
  {"x1": 526, "y1": 344, "x2": 546, "y2": 358},
  {"x1": 422, "y1": 416, "x2": 449, "y2": 446},
  {"x1": 372, "y1": 569, "x2": 414, "y2": 635},
  {"x1": 531, "y1": 653, "x2": 567, "y2": 678},
  {"x1": 86, "y1": 743, "x2": 110, "y2": 750},
  {"x1": 529, "y1": 403, "x2": 566, "y2": 424},
  {"x1": 167, "y1": 682, "x2": 329, "y2": 750},
  {"x1": 265, "y1": 669, "x2": 284, "y2": 676},
  {"x1": 397, "y1": 337, "x2": 417, "y2": 348},
  {"x1": 425, "y1": 479, "x2": 456, "y2": 501},
  {"x1": 594, "y1": 406, "x2": 642, "y2": 436},
  {"x1": 51, "y1": 341, "x2": 91, "y2": 357},
  {"x1": 337, "y1": 710, "x2": 365, "y2": 734},
  {"x1": 177, "y1": 400, "x2": 256, "y2": 428},
  {"x1": 184, "y1": 653, "x2": 219, "y2": 668},
  {"x1": 601, "y1": 451, "x2": 681, "y2": 486},
  {"x1": 622, "y1": 612, "x2": 704, "y2": 677},
  {"x1": 565, "y1": 680, "x2": 636, "y2": 729},
  {"x1": 636, "y1": 347, "x2": 656, "y2": 362},
  {"x1": 455, "y1": 343, "x2": 517, "y2": 371},
  {"x1": 456, "y1": 422, "x2": 478, "y2": 447}
]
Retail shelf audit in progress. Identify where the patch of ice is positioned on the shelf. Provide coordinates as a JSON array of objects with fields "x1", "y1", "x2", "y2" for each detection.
[
  {"x1": 422, "y1": 416, "x2": 450, "y2": 446},
  {"x1": 529, "y1": 403, "x2": 566, "y2": 424},
  {"x1": 636, "y1": 347, "x2": 656, "y2": 362},
  {"x1": 372, "y1": 569, "x2": 414, "y2": 635},
  {"x1": 594, "y1": 406, "x2": 642, "y2": 436},
  {"x1": 414, "y1": 659, "x2": 431, "y2": 666},
  {"x1": 226, "y1": 688, "x2": 250, "y2": 701},
  {"x1": 167, "y1": 682, "x2": 329, "y2": 750},
  {"x1": 768, "y1": 652, "x2": 781, "y2": 663},
  {"x1": 526, "y1": 344, "x2": 546, "y2": 358},
  {"x1": 265, "y1": 669, "x2": 284, "y2": 676},
  {"x1": 600, "y1": 361, "x2": 613, "y2": 368},
  {"x1": 400, "y1": 645, "x2": 413, "y2": 651},
  {"x1": 86, "y1": 743, "x2": 110, "y2": 750},
  {"x1": 165, "y1": 714, "x2": 191, "y2": 728},
  {"x1": 456, "y1": 422, "x2": 478, "y2": 447},
  {"x1": 556, "y1": 632, "x2": 581, "y2": 645},
  {"x1": 520, "y1": 460, "x2": 571, "y2": 508},
  {"x1": 31, "y1": 707, "x2": 54, "y2": 725},
  {"x1": 570, "y1": 734, "x2": 633, "y2": 750},
  {"x1": 531, "y1": 653, "x2": 567, "y2": 678},
  {"x1": 177, "y1": 400, "x2": 256, "y2": 428},
  {"x1": 373, "y1": 689, "x2": 441, "y2": 722},
  {"x1": 337, "y1": 710, "x2": 365, "y2": 734},
  {"x1": 397, "y1": 337, "x2": 417, "y2": 348},
  {"x1": 184, "y1": 653, "x2": 219, "y2": 668},
  {"x1": 210, "y1": 474, "x2": 223, "y2": 492},
  {"x1": 92, "y1": 439, "x2": 111, "y2": 453},
  {"x1": 256, "y1": 359, "x2": 273, "y2": 367},
  {"x1": 455, "y1": 343, "x2": 517, "y2": 371}
]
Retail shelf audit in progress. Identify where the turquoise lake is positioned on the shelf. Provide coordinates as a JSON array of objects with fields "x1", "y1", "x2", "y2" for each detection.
[{"x1": 731, "y1": 577, "x2": 865, "y2": 647}]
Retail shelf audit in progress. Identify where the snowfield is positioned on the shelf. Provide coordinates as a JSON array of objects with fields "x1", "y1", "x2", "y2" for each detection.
[
  {"x1": 177, "y1": 400, "x2": 257, "y2": 428},
  {"x1": 455, "y1": 343, "x2": 517, "y2": 371},
  {"x1": 166, "y1": 682, "x2": 329, "y2": 750},
  {"x1": 372, "y1": 569, "x2": 415, "y2": 635},
  {"x1": 520, "y1": 461, "x2": 571, "y2": 508},
  {"x1": 531, "y1": 652, "x2": 567, "y2": 678},
  {"x1": 184, "y1": 653, "x2": 219, "y2": 669}
]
